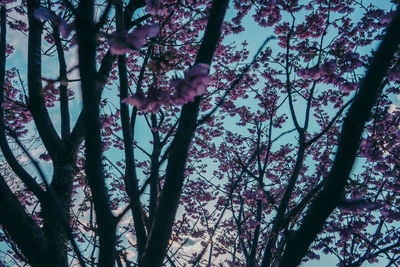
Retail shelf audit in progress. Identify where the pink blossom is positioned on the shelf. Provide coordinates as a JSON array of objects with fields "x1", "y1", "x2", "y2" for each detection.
[
  {"x1": 339, "y1": 82, "x2": 358, "y2": 93},
  {"x1": 367, "y1": 257, "x2": 379, "y2": 264},
  {"x1": 346, "y1": 52, "x2": 363, "y2": 69},
  {"x1": 388, "y1": 70, "x2": 400, "y2": 82},
  {"x1": 103, "y1": 118, "x2": 113, "y2": 128},
  {"x1": 145, "y1": 0, "x2": 168, "y2": 16},
  {"x1": 145, "y1": 101, "x2": 162, "y2": 114},
  {"x1": 172, "y1": 63, "x2": 210, "y2": 105},
  {"x1": 385, "y1": 184, "x2": 400, "y2": 192},
  {"x1": 306, "y1": 251, "x2": 320, "y2": 260},
  {"x1": 108, "y1": 31, "x2": 131, "y2": 55},
  {"x1": 297, "y1": 61, "x2": 337, "y2": 80},
  {"x1": 144, "y1": 88, "x2": 169, "y2": 114},
  {"x1": 122, "y1": 87, "x2": 168, "y2": 114},
  {"x1": 172, "y1": 79, "x2": 196, "y2": 104},
  {"x1": 340, "y1": 229, "x2": 352, "y2": 241},
  {"x1": 374, "y1": 163, "x2": 389, "y2": 172},
  {"x1": 297, "y1": 67, "x2": 322, "y2": 80},
  {"x1": 122, "y1": 91, "x2": 147, "y2": 109},
  {"x1": 191, "y1": 230, "x2": 205, "y2": 238},
  {"x1": 296, "y1": 68, "x2": 308, "y2": 78},
  {"x1": 132, "y1": 24, "x2": 159, "y2": 41},
  {"x1": 39, "y1": 153, "x2": 52, "y2": 161},
  {"x1": 242, "y1": 189, "x2": 256, "y2": 199},
  {"x1": 108, "y1": 25, "x2": 159, "y2": 55},
  {"x1": 256, "y1": 189, "x2": 264, "y2": 200},
  {"x1": 187, "y1": 63, "x2": 209, "y2": 77},
  {"x1": 248, "y1": 220, "x2": 261, "y2": 228},
  {"x1": 321, "y1": 61, "x2": 337, "y2": 75},
  {"x1": 274, "y1": 22, "x2": 290, "y2": 34},
  {"x1": 369, "y1": 149, "x2": 383, "y2": 162}
]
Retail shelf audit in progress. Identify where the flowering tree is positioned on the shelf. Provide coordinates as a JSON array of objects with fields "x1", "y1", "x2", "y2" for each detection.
[{"x1": 0, "y1": 0, "x2": 400, "y2": 266}]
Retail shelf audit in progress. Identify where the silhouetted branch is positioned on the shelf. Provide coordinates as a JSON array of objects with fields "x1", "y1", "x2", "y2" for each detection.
[
  {"x1": 141, "y1": 1, "x2": 230, "y2": 266},
  {"x1": 279, "y1": 7, "x2": 400, "y2": 267}
]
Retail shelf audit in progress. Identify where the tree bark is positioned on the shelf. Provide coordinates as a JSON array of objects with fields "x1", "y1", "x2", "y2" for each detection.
[{"x1": 76, "y1": 1, "x2": 117, "y2": 266}]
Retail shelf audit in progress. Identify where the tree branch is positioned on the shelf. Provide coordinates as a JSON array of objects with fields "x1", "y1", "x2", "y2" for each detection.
[
  {"x1": 279, "y1": 7, "x2": 400, "y2": 267},
  {"x1": 0, "y1": 174, "x2": 49, "y2": 267},
  {"x1": 52, "y1": 22, "x2": 70, "y2": 140},
  {"x1": 115, "y1": 0, "x2": 148, "y2": 260},
  {"x1": 140, "y1": 0, "x2": 229, "y2": 266},
  {"x1": 27, "y1": 0, "x2": 62, "y2": 158},
  {"x1": 76, "y1": 1, "x2": 116, "y2": 266},
  {"x1": 0, "y1": 2, "x2": 45, "y2": 201}
]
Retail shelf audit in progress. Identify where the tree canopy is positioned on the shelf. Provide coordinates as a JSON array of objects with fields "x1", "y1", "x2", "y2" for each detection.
[{"x1": 1, "y1": 0, "x2": 400, "y2": 266}]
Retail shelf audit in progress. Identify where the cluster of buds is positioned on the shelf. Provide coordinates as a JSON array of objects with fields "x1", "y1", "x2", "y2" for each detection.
[
  {"x1": 122, "y1": 64, "x2": 210, "y2": 113},
  {"x1": 145, "y1": 0, "x2": 168, "y2": 16},
  {"x1": 108, "y1": 25, "x2": 159, "y2": 55},
  {"x1": 296, "y1": 61, "x2": 337, "y2": 80},
  {"x1": 171, "y1": 63, "x2": 210, "y2": 105}
]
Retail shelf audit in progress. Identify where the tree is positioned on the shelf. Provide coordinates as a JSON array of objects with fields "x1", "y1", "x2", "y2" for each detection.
[{"x1": 0, "y1": 0, "x2": 400, "y2": 266}]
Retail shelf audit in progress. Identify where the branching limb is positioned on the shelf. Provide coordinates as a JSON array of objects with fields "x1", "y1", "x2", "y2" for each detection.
[{"x1": 279, "y1": 8, "x2": 400, "y2": 267}]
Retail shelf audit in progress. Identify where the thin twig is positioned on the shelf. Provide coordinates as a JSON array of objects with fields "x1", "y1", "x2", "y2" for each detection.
[{"x1": 197, "y1": 36, "x2": 275, "y2": 125}]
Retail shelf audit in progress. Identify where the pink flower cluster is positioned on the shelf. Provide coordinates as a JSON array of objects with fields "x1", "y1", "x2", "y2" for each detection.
[
  {"x1": 108, "y1": 25, "x2": 159, "y2": 55},
  {"x1": 171, "y1": 63, "x2": 210, "y2": 105},
  {"x1": 297, "y1": 61, "x2": 359, "y2": 93},
  {"x1": 122, "y1": 87, "x2": 169, "y2": 114},
  {"x1": 338, "y1": 81, "x2": 358, "y2": 93},
  {"x1": 388, "y1": 70, "x2": 400, "y2": 82},
  {"x1": 145, "y1": 0, "x2": 168, "y2": 16},
  {"x1": 242, "y1": 189, "x2": 264, "y2": 201},
  {"x1": 297, "y1": 61, "x2": 337, "y2": 80},
  {"x1": 359, "y1": 139, "x2": 383, "y2": 162},
  {"x1": 122, "y1": 63, "x2": 210, "y2": 113},
  {"x1": 34, "y1": 7, "x2": 73, "y2": 38},
  {"x1": 39, "y1": 152, "x2": 51, "y2": 161}
]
